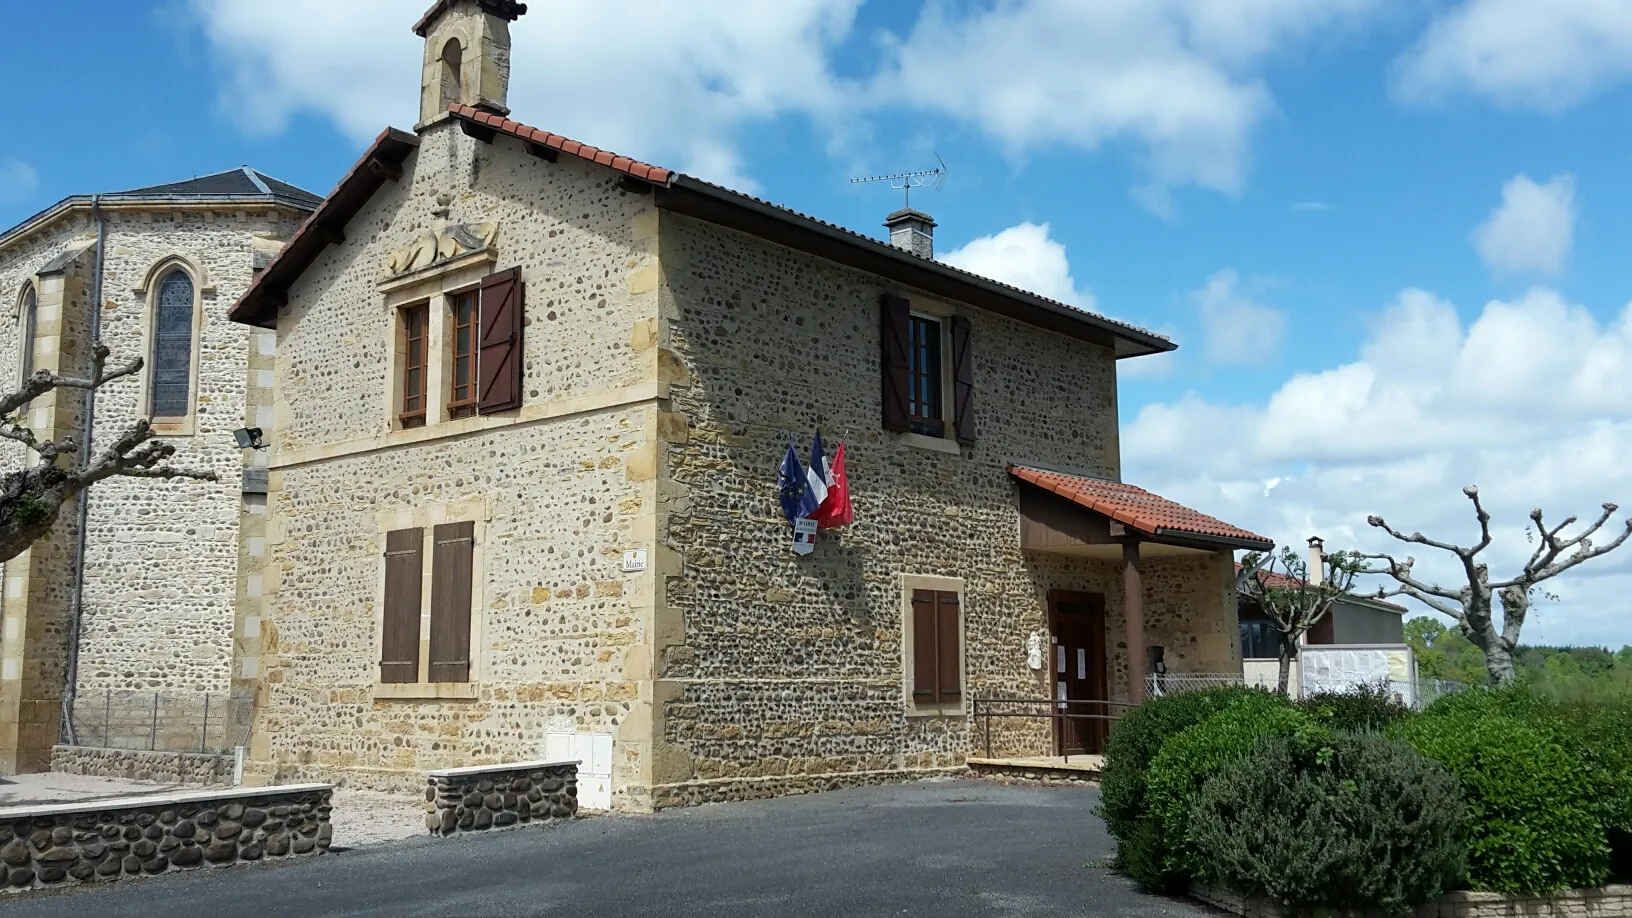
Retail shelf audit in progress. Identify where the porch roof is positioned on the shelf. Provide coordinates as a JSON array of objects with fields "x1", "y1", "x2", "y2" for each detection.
[{"x1": 1009, "y1": 465, "x2": 1273, "y2": 551}]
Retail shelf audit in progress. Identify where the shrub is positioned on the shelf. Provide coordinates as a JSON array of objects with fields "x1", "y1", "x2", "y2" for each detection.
[
  {"x1": 1557, "y1": 700, "x2": 1632, "y2": 879},
  {"x1": 1400, "y1": 709, "x2": 1609, "y2": 893},
  {"x1": 1297, "y1": 682, "x2": 1410, "y2": 733},
  {"x1": 1137, "y1": 692, "x2": 1319, "y2": 890},
  {"x1": 1098, "y1": 686, "x2": 1259, "y2": 841},
  {"x1": 1189, "y1": 732, "x2": 1465, "y2": 914}
]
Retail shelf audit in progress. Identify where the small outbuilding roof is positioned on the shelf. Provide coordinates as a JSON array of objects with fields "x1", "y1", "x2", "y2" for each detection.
[{"x1": 1010, "y1": 465, "x2": 1273, "y2": 550}]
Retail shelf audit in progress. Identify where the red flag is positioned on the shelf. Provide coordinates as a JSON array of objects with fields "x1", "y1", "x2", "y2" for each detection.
[{"x1": 813, "y1": 442, "x2": 853, "y2": 529}]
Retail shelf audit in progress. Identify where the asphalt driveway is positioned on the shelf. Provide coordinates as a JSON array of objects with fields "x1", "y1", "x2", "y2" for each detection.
[{"x1": 0, "y1": 779, "x2": 1207, "y2": 918}]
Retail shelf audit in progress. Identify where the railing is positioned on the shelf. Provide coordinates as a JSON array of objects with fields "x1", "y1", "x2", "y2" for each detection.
[
  {"x1": 65, "y1": 690, "x2": 250, "y2": 756},
  {"x1": 971, "y1": 697, "x2": 1136, "y2": 764},
  {"x1": 1147, "y1": 672, "x2": 1245, "y2": 696}
]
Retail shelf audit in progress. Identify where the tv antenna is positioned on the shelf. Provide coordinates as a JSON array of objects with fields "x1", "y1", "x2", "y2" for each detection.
[{"x1": 850, "y1": 153, "x2": 947, "y2": 210}]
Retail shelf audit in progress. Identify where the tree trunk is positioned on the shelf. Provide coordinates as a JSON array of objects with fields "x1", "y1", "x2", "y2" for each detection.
[{"x1": 1277, "y1": 634, "x2": 1297, "y2": 697}]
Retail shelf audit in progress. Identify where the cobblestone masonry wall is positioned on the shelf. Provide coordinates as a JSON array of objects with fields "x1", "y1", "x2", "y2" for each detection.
[
  {"x1": 651, "y1": 212, "x2": 1238, "y2": 803},
  {"x1": 0, "y1": 783, "x2": 330, "y2": 892},
  {"x1": 0, "y1": 204, "x2": 305, "y2": 772},
  {"x1": 49, "y1": 745, "x2": 232, "y2": 786},
  {"x1": 252, "y1": 122, "x2": 662, "y2": 808},
  {"x1": 423, "y1": 760, "x2": 578, "y2": 836}
]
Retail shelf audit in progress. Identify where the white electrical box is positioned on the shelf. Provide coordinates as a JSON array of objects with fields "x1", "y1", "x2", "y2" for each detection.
[{"x1": 544, "y1": 731, "x2": 613, "y2": 810}]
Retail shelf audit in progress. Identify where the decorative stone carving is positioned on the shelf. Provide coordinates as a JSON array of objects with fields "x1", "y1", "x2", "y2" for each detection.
[{"x1": 379, "y1": 222, "x2": 499, "y2": 283}]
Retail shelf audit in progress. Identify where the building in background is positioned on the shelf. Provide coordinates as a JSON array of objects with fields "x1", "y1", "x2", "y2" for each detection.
[{"x1": 0, "y1": 170, "x2": 318, "y2": 773}]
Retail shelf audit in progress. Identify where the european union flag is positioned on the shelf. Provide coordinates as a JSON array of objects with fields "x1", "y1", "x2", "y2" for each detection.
[{"x1": 778, "y1": 439, "x2": 810, "y2": 524}]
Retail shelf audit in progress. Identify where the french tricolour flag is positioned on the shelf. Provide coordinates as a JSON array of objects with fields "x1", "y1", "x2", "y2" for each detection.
[{"x1": 809, "y1": 431, "x2": 854, "y2": 530}]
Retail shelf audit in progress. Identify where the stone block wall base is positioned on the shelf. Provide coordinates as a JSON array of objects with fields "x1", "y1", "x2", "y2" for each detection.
[
  {"x1": 424, "y1": 760, "x2": 579, "y2": 837},
  {"x1": 650, "y1": 766, "x2": 968, "y2": 809},
  {"x1": 50, "y1": 746, "x2": 233, "y2": 786},
  {"x1": 0, "y1": 783, "x2": 332, "y2": 893},
  {"x1": 965, "y1": 763, "x2": 1101, "y2": 787},
  {"x1": 1191, "y1": 882, "x2": 1632, "y2": 918}
]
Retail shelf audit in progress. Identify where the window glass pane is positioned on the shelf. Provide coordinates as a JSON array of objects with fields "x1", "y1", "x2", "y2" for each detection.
[
  {"x1": 19, "y1": 286, "x2": 36, "y2": 379},
  {"x1": 151, "y1": 271, "x2": 194, "y2": 419}
]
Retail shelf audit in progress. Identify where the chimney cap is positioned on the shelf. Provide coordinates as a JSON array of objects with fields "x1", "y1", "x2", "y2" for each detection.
[
  {"x1": 1307, "y1": 535, "x2": 1324, "y2": 547},
  {"x1": 883, "y1": 207, "x2": 937, "y2": 229},
  {"x1": 413, "y1": 0, "x2": 528, "y2": 37}
]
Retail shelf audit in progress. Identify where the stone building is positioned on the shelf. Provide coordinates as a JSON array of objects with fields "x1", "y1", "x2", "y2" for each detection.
[
  {"x1": 228, "y1": 0, "x2": 1271, "y2": 810},
  {"x1": 0, "y1": 169, "x2": 319, "y2": 773}
]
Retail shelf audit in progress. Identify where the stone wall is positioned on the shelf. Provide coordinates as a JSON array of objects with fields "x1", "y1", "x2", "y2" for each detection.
[
  {"x1": 50, "y1": 745, "x2": 233, "y2": 786},
  {"x1": 1191, "y1": 882, "x2": 1632, "y2": 918},
  {"x1": 424, "y1": 760, "x2": 578, "y2": 835},
  {"x1": 249, "y1": 121, "x2": 665, "y2": 809},
  {"x1": 0, "y1": 783, "x2": 330, "y2": 892},
  {"x1": 649, "y1": 211, "x2": 1237, "y2": 803}
]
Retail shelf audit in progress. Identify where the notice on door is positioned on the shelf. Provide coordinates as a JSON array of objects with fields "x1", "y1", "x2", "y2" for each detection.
[{"x1": 1077, "y1": 648, "x2": 1087, "y2": 680}]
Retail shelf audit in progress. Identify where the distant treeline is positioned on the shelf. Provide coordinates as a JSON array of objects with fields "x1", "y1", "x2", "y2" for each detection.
[{"x1": 1406, "y1": 617, "x2": 1632, "y2": 700}]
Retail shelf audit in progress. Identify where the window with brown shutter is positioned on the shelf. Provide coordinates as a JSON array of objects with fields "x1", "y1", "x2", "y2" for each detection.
[
  {"x1": 907, "y1": 315, "x2": 945, "y2": 437},
  {"x1": 910, "y1": 589, "x2": 962, "y2": 704},
  {"x1": 380, "y1": 528, "x2": 423, "y2": 684},
  {"x1": 880, "y1": 293, "x2": 911, "y2": 432},
  {"x1": 448, "y1": 290, "x2": 479, "y2": 419},
  {"x1": 476, "y1": 266, "x2": 524, "y2": 414},
  {"x1": 428, "y1": 521, "x2": 475, "y2": 683},
  {"x1": 399, "y1": 303, "x2": 428, "y2": 429},
  {"x1": 951, "y1": 314, "x2": 976, "y2": 445}
]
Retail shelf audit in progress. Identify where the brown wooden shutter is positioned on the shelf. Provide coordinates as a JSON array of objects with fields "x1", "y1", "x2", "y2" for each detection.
[
  {"x1": 380, "y1": 528, "x2": 423, "y2": 684},
  {"x1": 428, "y1": 521, "x2": 475, "y2": 683},
  {"x1": 880, "y1": 293, "x2": 911, "y2": 432},
  {"x1": 951, "y1": 315, "x2": 976, "y2": 446},
  {"x1": 477, "y1": 267, "x2": 524, "y2": 414},
  {"x1": 911, "y1": 590, "x2": 938, "y2": 698},
  {"x1": 936, "y1": 591, "x2": 962, "y2": 702}
]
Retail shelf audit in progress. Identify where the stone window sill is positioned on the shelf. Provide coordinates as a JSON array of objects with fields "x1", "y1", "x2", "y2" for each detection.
[
  {"x1": 373, "y1": 682, "x2": 478, "y2": 701},
  {"x1": 898, "y1": 432, "x2": 961, "y2": 456},
  {"x1": 906, "y1": 697, "x2": 966, "y2": 718}
]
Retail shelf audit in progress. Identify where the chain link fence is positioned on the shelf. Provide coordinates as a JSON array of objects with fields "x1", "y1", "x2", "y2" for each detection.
[{"x1": 65, "y1": 691, "x2": 251, "y2": 755}]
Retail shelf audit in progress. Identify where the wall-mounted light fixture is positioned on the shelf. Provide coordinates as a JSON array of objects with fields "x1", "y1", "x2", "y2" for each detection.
[{"x1": 233, "y1": 427, "x2": 268, "y2": 451}]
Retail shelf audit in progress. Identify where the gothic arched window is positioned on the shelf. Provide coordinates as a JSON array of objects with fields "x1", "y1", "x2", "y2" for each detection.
[
  {"x1": 150, "y1": 269, "x2": 195, "y2": 420},
  {"x1": 18, "y1": 284, "x2": 36, "y2": 381}
]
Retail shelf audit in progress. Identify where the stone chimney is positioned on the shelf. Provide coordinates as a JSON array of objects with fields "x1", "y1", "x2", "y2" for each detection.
[
  {"x1": 414, "y1": 0, "x2": 528, "y2": 130},
  {"x1": 1307, "y1": 536, "x2": 1325, "y2": 586},
  {"x1": 884, "y1": 208, "x2": 936, "y2": 259}
]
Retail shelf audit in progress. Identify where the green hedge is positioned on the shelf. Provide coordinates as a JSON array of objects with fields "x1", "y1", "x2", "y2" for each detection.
[
  {"x1": 1557, "y1": 700, "x2": 1632, "y2": 878},
  {"x1": 1400, "y1": 708, "x2": 1608, "y2": 893},
  {"x1": 1098, "y1": 687, "x2": 1258, "y2": 842},
  {"x1": 1189, "y1": 732, "x2": 1465, "y2": 913},
  {"x1": 1137, "y1": 692, "x2": 1319, "y2": 890},
  {"x1": 1297, "y1": 683, "x2": 1410, "y2": 732}
]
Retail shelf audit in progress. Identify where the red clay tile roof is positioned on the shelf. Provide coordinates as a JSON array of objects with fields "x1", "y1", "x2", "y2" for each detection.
[
  {"x1": 1010, "y1": 465, "x2": 1273, "y2": 549},
  {"x1": 448, "y1": 105, "x2": 673, "y2": 184},
  {"x1": 413, "y1": 0, "x2": 526, "y2": 37}
]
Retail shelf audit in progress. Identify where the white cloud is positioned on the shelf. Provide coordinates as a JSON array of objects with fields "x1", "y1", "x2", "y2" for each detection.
[
  {"x1": 188, "y1": 0, "x2": 861, "y2": 188},
  {"x1": 0, "y1": 159, "x2": 38, "y2": 201},
  {"x1": 1291, "y1": 201, "x2": 1333, "y2": 212},
  {"x1": 873, "y1": 0, "x2": 1386, "y2": 210},
  {"x1": 1471, "y1": 174, "x2": 1577, "y2": 276},
  {"x1": 1193, "y1": 268, "x2": 1287, "y2": 365},
  {"x1": 940, "y1": 222, "x2": 1094, "y2": 309},
  {"x1": 188, "y1": 0, "x2": 1387, "y2": 205},
  {"x1": 1394, "y1": 0, "x2": 1632, "y2": 111},
  {"x1": 1123, "y1": 286, "x2": 1632, "y2": 647}
]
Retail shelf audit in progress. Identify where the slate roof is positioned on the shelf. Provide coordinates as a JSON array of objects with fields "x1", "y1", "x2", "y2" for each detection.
[
  {"x1": 115, "y1": 168, "x2": 322, "y2": 207},
  {"x1": 1009, "y1": 465, "x2": 1273, "y2": 550}
]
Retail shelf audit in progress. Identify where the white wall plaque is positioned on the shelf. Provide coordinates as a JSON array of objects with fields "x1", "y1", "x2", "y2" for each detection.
[
  {"x1": 621, "y1": 549, "x2": 648, "y2": 573},
  {"x1": 791, "y1": 518, "x2": 818, "y2": 556}
]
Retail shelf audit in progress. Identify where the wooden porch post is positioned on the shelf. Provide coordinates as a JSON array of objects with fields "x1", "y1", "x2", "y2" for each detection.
[{"x1": 1123, "y1": 539, "x2": 1146, "y2": 705}]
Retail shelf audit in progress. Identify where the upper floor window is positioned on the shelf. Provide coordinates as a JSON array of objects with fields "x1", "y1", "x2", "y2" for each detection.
[
  {"x1": 399, "y1": 302, "x2": 429, "y2": 429},
  {"x1": 448, "y1": 290, "x2": 479, "y2": 419},
  {"x1": 907, "y1": 314, "x2": 944, "y2": 437},
  {"x1": 151, "y1": 269, "x2": 195, "y2": 420},
  {"x1": 18, "y1": 284, "x2": 37, "y2": 381}
]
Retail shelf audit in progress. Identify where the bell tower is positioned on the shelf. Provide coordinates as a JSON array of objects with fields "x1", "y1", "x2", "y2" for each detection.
[{"x1": 413, "y1": 0, "x2": 528, "y2": 129}]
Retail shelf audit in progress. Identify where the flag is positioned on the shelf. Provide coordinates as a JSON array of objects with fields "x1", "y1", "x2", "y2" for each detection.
[
  {"x1": 813, "y1": 441, "x2": 853, "y2": 529},
  {"x1": 777, "y1": 439, "x2": 808, "y2": 524},
  {"x1": 806, "y1": 430, "x2": 829, "y2": 510}
]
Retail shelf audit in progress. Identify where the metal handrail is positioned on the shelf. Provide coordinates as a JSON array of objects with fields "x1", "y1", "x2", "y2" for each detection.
[{"x1": 971, "y1": 696, "x2": 1136, "y2": 763}]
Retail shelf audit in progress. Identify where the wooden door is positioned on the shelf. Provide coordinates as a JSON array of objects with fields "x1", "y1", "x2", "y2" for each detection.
[{"x1": 1051, "y1": 593, "x2": 1109, "y2": 756}]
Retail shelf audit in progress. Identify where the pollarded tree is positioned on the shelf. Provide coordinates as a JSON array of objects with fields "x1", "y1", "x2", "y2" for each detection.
[
  {"x1": 0, "y1": 345, "x2": 216, "y2": 563},
  {"x1": 1362, "y1": 485, "x2": 1632, "y2": 685},
  {"x1": 1236, "y1": 544, "x2": 1366, "y2": 696}
]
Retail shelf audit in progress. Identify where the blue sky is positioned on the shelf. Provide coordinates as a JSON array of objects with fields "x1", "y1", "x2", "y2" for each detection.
[{"x1": 5, "y1": 0, "x2": 1631, "y2": 646}]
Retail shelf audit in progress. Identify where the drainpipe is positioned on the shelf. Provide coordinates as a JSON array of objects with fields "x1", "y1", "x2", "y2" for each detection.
[{"x1": 60, "y1": 196, "x2": 107, "y2": 746}]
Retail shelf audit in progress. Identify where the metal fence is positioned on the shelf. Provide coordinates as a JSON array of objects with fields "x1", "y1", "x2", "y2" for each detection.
[
  {"x1": 65, "y1": 691, "x2": 250, "y2": 755},
  {"x1": 1149, "y1": 671, "x2": 1471, "y2": 709},
  {"x1": 971, "y1": 697, "x2": 1136, "y2": 762}
]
